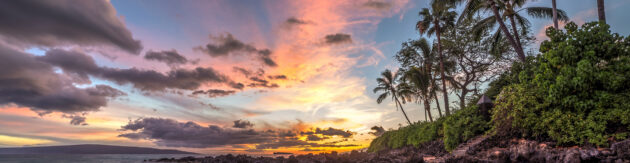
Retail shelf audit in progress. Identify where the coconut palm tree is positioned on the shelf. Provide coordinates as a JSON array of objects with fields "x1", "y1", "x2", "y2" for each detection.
[
  {"x1": 399, "y1": 67, "x2": 435, "y2": 122},
  {"x1": 597, "y1": 0, "x2": 606, "y2": 23},
  {"x1": 416, "y1": 0, "x2": 457, "y2": 116},
  {"x1": 463, "y1": 0, "x2": 568, "y2": 61},
  {"x1": 458, "y1": 0, "x2": 525, "y2": 61},
  {"x1": 374, "y1": 69, "x2": 412, "y2": 125}
]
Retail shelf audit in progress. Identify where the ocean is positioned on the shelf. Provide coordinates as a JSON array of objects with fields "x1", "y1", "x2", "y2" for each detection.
[{"x1": 0, "y1": 154, "x2": 203, "y2": 163}]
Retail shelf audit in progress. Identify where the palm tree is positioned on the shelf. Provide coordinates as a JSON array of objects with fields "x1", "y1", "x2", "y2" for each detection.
[
  {"x1": 463, "y1": 0, "x2": 568, "y2": 61},
  {"x1": 416, "y1": 0, "x2": 457, "y2": 116},
  {"x1": 458, "y1": 0, "x2": 525, "y2": 61},
  {"x1": 399, "y1": 67, "x2": 435, "y2": 122},
  {"x1": 374, "y1": 69, "x2": 412, "y2": 125},
  {"x1": 597, "y1": 0, "x2": 606, "y2": 23}
]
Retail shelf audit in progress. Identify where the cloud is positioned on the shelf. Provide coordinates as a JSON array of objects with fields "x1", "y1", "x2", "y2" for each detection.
[
  {"x1": 38, "y1": 49, "x2": 233, "y2": 91},
  {"x1": 0, "y1": 45, "x2": 125, "y2": 119},
  {"x1": 247, "y1": 77, "x2": 279, "y2": 88},
  {"x1": 192, "y1": 89, "x2": 237, "y2": 98},
  {"x1": 194, "y1": 33, "x2": 277, "y2": 67},
  {"x1": 369, "y1": 126, "x2": 385, "y2": 136},
  {"x1": 62, "y1": 114, "x2": 88, "y2": 126},
  {"x1": 313, "y1": 127, "x2": 354, "y2": 138},
  {"x1": 324, "y1": 33, "x2": 353, "y2": 45},
  {"x1": 232, "y1": 120, "x2": 254, "y2": 129},
  {"x1": 306, "y1": 135, "x2": 327, "y2": 141},
  {"x1": 363, "y1": 1, "x2": 392, "y2": 10},
  {"x1": 144, "y1": 50, "x2": 188, "y2": 66},
  {"x1": 0, "y1": 0, "x2": 142, "y2": 54},
  {"x1": 286, "y1": 17, "x2": 310, "y2": 25},
  {"x1": 119, "y1": 117, "x2": 357, "y2": 149},
  {"x1": 119, "y1": 117, "x2": 277, "y2": 148},
  {"x1": 267, "y1": 75, "x2": 287, "y2": 80}
]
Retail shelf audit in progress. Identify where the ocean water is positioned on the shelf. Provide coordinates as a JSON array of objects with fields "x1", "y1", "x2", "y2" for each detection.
[{"x1": 0, "y1": 154, "x2": 203, "y2": 163}]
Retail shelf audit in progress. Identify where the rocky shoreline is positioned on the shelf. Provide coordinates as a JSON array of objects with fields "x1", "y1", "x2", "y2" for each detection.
[{"x1": 147, "y1": 137, "x2": 630, "y2": 163}]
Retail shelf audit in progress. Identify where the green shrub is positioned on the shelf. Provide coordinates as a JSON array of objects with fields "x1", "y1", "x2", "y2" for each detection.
[
  {"x1": 367, "y1": 119, "x2": 444, "y2": 152},
  {"x1": 491, "y1": 22, "x2": 630, "y2": 146},
  {"x1": 443, "y1": 106, "x2": 489, "y2": 151}
]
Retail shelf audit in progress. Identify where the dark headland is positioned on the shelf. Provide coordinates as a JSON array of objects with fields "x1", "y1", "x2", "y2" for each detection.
[{"x1": 0, "y1": 144, "x2": 196, "y2": 154}]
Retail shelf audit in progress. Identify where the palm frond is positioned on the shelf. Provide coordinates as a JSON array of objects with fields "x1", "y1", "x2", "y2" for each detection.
[{"x1": 376, "y1": 93, "x2": 389, "y2": 104}]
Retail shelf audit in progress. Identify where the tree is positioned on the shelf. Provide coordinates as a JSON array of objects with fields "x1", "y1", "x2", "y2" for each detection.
[
  {"x1": 597, "y1": 0, "x2": 606, "y2": 23},
  {"x1": 399, "y1": 67, "x2": 435, "y2": 122},
  {"x1": 416, "y1": 0, "x2": 457, "y2": 116},
  {"x1": 395, "y1": 38, "x2": 444, "y2": 118},
  {"x1": 465, "y1": 0, "x2": 568, "y2": 62},
  {"x1": 442, "y1": 18, "x2": 507, "y2": 110},
  {"x1": 374, "y1": 69, "x2": 412, "y2": 125}
]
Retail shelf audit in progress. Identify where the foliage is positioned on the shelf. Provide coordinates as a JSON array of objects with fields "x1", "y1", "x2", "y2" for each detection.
[
  {"x1": 491, "y1": 22, "x2": 630, "y2": 146},
  {"x1": 443, "y1": 105, "x2": 490, "y2": 151},
  {"x1": 367, "y1": 119, "x2": 444, "y2": 152}
]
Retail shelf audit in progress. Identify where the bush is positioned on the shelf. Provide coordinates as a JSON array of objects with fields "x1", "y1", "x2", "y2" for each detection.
[
  {"x1": 491, "y1": 22, "x2": 630, "y2": 146},
  {"x1": 443, "y1": 106, "x2": 490, "y2": 151},
  {"x1": 367, "y1": 119, "x2": 444, "y2": 152}
]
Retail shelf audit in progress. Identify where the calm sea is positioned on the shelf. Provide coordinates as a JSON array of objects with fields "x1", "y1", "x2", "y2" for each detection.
[{"x1": 0, "y1": 154, "x2": 204, "y2": 163}]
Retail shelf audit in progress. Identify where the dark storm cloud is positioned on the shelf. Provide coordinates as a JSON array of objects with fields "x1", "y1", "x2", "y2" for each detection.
[
  {"x1": 232, "y1": 120, "x2": 254, "y2": 129},
  {"x1": 144, "y1": 50, "x2": 188, "y2": 66},
  {"x1": 369, "y1": 126, "x2": 385, "y2": 136},
  {"x1": 195, "y1": 33, "x2": 277, "y2": 67},
  {"x1": 324, "y1": 33, "x2": 353, "y2": 45},
  {"x1": 363, "y1": 1, "x2": 392, "y2": 10},
  {"x1": 192, "y1": 89, "x2": 237, "y2": 98},
  {"x1": 0, "y1": 0, "x2": 142, "y2": 54},
  {"x1": 119, "y1": 117, "x2": 358, "y2": 149},
  {"x1": 39, "y1": 49, "x2": 231, "y2": 91},
  {"x1": 0, "y1": 45, "x2": 125, "y2": 116},
  {"x1": 118, "y1": 118, "x2": 277, "y2": 148}
]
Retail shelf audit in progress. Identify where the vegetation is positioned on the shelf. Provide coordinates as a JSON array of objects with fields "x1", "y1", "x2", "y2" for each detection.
[
  {"x1": 370, "y1": 0, "x2": 627, "y2": 153},
  {"x1": 374, "y1": 69, "x2": 413, "y2": 125},
  {"x1": 491, "y1": 22, "x2": 630, "y2": 146}
]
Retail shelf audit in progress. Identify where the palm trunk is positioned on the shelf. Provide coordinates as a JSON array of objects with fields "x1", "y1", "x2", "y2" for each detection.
[
  {"x1": 423, "y1": 99, "x2": 434, "y2": 122},
  {"x1": 552, "y1": 0, "x2": 558, "y2": 29},
  {"x1": 433, "y1": 92, "x2": 443, "y2": 118},
  {"x1": 394, "y1": 96, "x2": 412, "y2": 125},
  {"x1": 489, "y1": 0, "x2": 526, "y2": 61},
  {"x1": 424, "y1": 105, "x2": 428, "y2": 122},
  {"x1": 508, "y1": 15, "x2": 523, "y2": 55},
  {"x1": 597, "y1": 0, "x2": 606, "y2": 23},
  {"x1": 435, "y1": 23, "x2": 450, "y2": 116}
]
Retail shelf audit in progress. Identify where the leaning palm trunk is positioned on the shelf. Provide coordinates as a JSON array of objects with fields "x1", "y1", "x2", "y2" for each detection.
[
  {"x1": 435, "y1": 23, "x2": 451, "y2": 116},
  {"x1": 552, "y1": 0, "x2": 558, "y2": 29},
  {"x1": 508, "y1": 16, "x2": 524, "y2": 52},
  {"x1": 394, "y1": 95, "x2": 412, "y2": 125},
  {"x1": 597, "y1": 0, "x2": 606, "y2": 23},
  {"x1": 423, "y1": 99, "x2": 434, "y2": 122},
  {"x1": 489, "y1": 0, "x2": 526, "y2": 61},
  {"x1": 433, "y1": 92, "x2": 442, "y2": 118}
]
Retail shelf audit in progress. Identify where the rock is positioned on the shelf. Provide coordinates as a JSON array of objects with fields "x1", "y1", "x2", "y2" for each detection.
[
  {"x1": 612, "y1": 139, "x2": 630, "y2": 160},
  {"x1": 563, "y1": 149, "x2": 581, "y2": 163}
]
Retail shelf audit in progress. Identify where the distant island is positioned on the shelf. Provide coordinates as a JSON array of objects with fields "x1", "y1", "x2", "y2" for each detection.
[{"x1": 0, "y1": 144, "x2": 197, "y2": 154}]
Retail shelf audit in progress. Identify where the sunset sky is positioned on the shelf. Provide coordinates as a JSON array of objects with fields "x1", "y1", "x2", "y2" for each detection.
[{"x1": 1, "y1": 0, "x2": 629, "y2": 155}]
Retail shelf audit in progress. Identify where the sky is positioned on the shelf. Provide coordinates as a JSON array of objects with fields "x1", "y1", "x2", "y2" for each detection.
[{"x1": 1, "y1": 0, "x2": 629, "y2": 155}]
